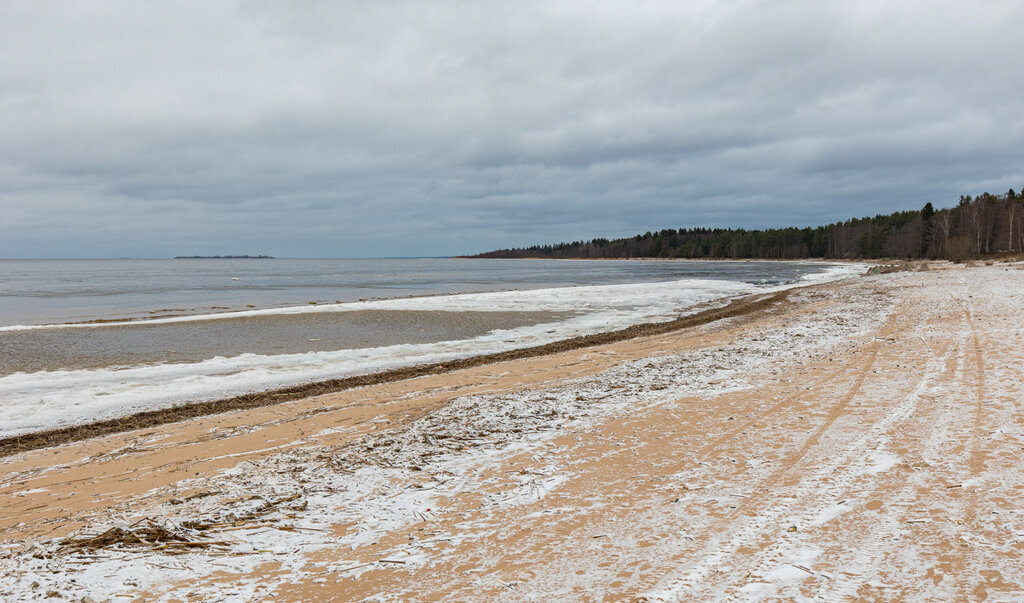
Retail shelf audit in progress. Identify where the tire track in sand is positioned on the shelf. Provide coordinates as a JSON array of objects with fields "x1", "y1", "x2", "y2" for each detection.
[
  {"x1": 645, "y1": 311, "x2": 906, "y2": 599},
  {"x1": 721, "y1": 350, "x2": 947, "y2": 601}
]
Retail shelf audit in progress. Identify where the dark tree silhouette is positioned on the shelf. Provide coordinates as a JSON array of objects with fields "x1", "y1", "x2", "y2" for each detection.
[{"x1": 470, "y1": 192, "x2": 1023, "y2": 261}]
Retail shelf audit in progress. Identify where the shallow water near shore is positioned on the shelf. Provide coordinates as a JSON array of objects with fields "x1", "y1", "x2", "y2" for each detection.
[
  {"x1": 0, "y1": 258, "x2": 858, "y2": 437},
  {"x1": 0, "y1": 309, "x2": 569, "y2": 375}
]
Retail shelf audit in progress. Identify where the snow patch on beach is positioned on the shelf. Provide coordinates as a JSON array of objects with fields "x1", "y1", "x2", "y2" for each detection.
[{"x1": 739, "y1": 546, "x2": 822, "y2": 600}]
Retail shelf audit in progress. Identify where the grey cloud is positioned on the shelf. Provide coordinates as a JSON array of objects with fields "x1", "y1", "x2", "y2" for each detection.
[{"x1": 2, "y1": 0, "x2": 1023, "y2": 257}]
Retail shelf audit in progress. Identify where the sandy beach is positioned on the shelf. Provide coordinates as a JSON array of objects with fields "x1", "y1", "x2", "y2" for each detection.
[{"x1": 2, "y1": 261, "x2": 1023, "y2": 601}]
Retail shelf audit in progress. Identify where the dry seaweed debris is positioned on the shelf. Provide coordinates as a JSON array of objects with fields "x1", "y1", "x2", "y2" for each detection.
[
  {"x1": 54, "y1": 493, "x2": 305, "y2": 556},
  {"x1": 321, "y1": 375, "x2": 632, "y2": 473},
  {"x1": 864, "y1": 261, "x2": 923, "y2": 275},
  {"x1": 56, "y1": 519, "x2": 221, "y2": 555},
  {"x1": 178, "y1": 492, "x2": 303, "y2": 531}
]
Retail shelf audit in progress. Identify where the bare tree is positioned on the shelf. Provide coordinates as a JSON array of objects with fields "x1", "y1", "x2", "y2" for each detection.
[
  {"x1": 1010, "y1": 200, "x2": 1017, "y2": 253},
  {"x1": 1008, "y1": 188, "x2": 1020, "y2": 253},
  {"x1": 958, "y1": 195, "x2": 984, "y2": 254},
  {"x1": 1015, "y1": 196, "x2": 1024, "y2": 254},
  {"x1": 936, "y1": 209, "x2": 952, "y2": 257}
]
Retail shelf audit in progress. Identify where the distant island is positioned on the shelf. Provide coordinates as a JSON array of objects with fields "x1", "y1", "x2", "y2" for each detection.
[
  {"x1": 174, "y1": 255, "x2": 275, "y2": 259},
  {"x1": 468, "y1": 189, "x2": 1023, "y2": 261}
]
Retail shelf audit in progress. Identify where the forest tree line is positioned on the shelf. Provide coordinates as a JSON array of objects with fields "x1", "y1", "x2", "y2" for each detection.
[{"x1": 471, "y1": 190, "x2": 1024, "y2": 260}]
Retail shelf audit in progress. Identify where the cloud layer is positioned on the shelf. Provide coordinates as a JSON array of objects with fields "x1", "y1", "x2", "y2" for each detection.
[{"x1": 2, "y1": 0, "x2": 1023, "y2": 257}]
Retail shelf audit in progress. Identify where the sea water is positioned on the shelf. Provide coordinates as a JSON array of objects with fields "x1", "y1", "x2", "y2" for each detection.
[{"x1": 0, "y1": 258, "x2": 860, "y2": 436}]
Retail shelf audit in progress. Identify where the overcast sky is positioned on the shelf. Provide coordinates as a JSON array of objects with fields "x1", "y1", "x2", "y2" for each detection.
[{"x1": 2, "y1": 1, "x2": 1023, "y2": 258}]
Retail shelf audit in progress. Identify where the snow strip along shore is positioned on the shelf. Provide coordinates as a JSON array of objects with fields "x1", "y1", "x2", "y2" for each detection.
[{"x1": 0, "y1": 288, "x2": 792, "y2": 457}]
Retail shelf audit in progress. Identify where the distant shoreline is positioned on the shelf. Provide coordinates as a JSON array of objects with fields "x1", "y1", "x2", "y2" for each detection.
[
  {"x1": 457, "y1": 255, "x2": 868, "y2": 263},
  {"x1": 173, "y1": 255, "x2": 274, "y2": 259}
]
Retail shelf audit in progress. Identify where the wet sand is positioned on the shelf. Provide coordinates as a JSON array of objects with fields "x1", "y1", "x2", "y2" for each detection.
[{"x1": 2, "y1": 261, "x2": 1024, "y2": 601}]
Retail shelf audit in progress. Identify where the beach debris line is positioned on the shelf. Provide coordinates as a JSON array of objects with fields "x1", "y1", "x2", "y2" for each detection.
[
  {"x1": 53, "y1": 493, "x2": 307, "y2": 557},
  {"x1": 57, "y1": 519, "x2": 226, "y2": 555}
]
